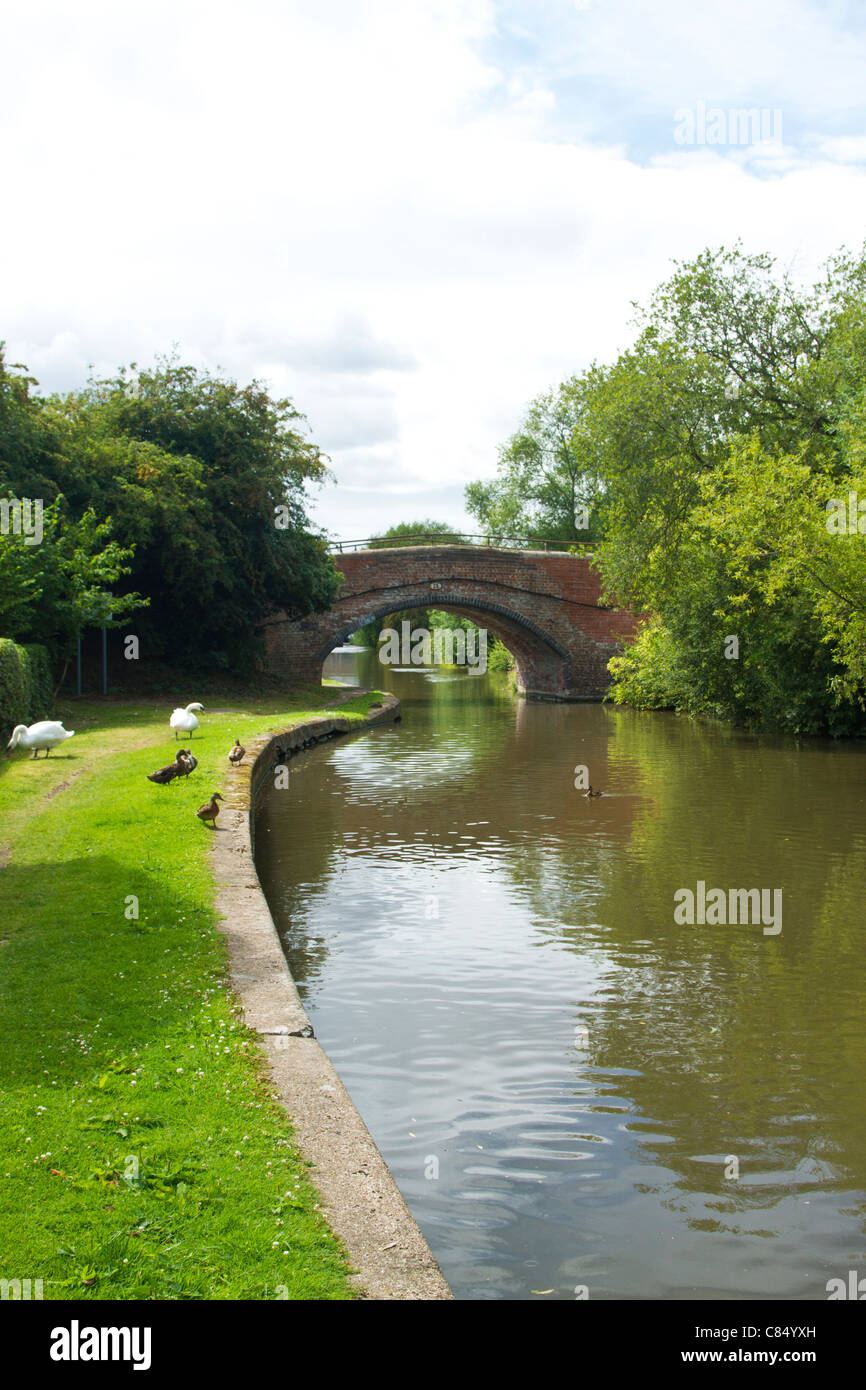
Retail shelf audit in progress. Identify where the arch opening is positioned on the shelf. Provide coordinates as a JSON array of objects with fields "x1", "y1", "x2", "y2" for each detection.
[{"x1": 318, "y1": 594, "x2": 572, "y2": 697}]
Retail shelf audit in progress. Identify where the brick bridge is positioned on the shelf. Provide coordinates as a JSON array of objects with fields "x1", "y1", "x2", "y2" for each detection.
[{"x1": 260, "y1": 545, "x2": 639, "y2": 701}]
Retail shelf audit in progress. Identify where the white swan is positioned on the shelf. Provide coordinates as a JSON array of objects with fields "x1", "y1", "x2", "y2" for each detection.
[
  {"x1": 6, "y1": 721, "x2": 75, "y2": 758},
  {"x1": 169, "y1": 702, "x2": 204, "y2": 739}
]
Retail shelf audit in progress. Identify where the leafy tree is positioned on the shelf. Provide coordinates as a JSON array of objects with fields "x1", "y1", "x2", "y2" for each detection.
[
  {"x1": 472, "y1": 241, "x2": 866, "y2": 731},
  {"x1": 0, "y1": 499, "x2": 145, "y2": 667},
  {"x1": 592, "y1": 243, "x2": 866, "y2": 608},
  {"x1": 38, "y1": 358, "x2": 339, "y2": 668},
  {"x1": 0, "y1": 346, "x2": 59, "y2": 501},
  {"x1": 465, "y1": 376, "x2": 605, "y2": 542},
  {"x1": 367, "y1": 519, "x2": 467, "y2": 548}
]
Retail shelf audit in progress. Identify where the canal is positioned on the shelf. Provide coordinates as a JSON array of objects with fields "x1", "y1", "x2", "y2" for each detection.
[{"x1": 252, "y1": 646, "x2": 866, "y2": 1300}]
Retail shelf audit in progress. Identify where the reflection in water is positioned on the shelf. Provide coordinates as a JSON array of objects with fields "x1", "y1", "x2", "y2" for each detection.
[{"x1": 253, "y1": 650, "x2": 866, "y2": 1300}]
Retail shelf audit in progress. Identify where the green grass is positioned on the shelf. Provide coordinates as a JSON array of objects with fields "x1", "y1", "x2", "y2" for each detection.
[{"x1": 0, "y1": 686, "x2": 385, "y2": 1300}]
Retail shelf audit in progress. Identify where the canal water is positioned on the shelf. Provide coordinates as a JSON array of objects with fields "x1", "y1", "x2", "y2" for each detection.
[{"x1": 252, "y1": 646, "x2": 866, "y2": 1300}]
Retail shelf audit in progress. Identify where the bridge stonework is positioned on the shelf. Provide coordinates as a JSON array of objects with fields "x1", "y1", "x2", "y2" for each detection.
[{"x1": 260, "y1": 546, "x2": 639, "y2": 701}]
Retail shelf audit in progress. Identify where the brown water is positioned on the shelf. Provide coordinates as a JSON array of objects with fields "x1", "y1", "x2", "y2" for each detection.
[{"x1": 253, "y1": 647, "x2": 866, "y2": 1300}]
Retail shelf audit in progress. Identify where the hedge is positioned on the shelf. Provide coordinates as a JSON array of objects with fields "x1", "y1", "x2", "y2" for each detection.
[
  {"x1": 0, "y1": 638, "x2": 53, "y2": 741},
  {"x1": 23, "y1": 643, "x2": 53, "y2": 720}
]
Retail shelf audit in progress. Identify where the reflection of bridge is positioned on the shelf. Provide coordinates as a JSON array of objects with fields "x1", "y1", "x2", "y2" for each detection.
[{"x1": 261, "y1": 545, "x2": 639, "y2": 701}]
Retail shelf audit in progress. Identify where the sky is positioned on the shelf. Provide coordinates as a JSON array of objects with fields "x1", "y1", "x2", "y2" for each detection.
[{"x1": 2, "y1": 0, "x2": 866, "y2": 542}]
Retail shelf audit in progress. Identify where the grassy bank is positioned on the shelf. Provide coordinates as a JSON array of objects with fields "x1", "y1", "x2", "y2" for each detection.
[{"x1": 0, "y1": 685, "x2": 384, "y2": 1300}]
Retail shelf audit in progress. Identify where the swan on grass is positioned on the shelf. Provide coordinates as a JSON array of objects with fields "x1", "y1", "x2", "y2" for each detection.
[
  {"x1": 169, "y1": 702, "x2": 204, "y2": 739},
  {"x1": 6, "y1": 721, "x2": 75, "y2": 758}
]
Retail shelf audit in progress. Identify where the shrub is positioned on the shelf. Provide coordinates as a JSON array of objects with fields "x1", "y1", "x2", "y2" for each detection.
[
  {"x1": 487, "y1": 638, "x2": 515, "y2": 672},
  {"x1": 0, "y1": 638, "x2": 53, "y2": 740},
  {"x1": 607, "y1": 619, "x2": 693, "y2": 711},
  {"x1": 23, "y1": 643, "x2": 53, "y2": 719},
  {"x1": 0, "y1": 638, "x2": 28, "y2": 739}
]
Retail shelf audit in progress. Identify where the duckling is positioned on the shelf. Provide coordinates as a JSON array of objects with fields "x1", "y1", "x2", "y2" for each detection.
[
  {"x1": 228, "y1": 739, "x2": 245, "y2": 764},
  {"x1": 196, "y1": 792, "x2": 223, "y2": 828}
]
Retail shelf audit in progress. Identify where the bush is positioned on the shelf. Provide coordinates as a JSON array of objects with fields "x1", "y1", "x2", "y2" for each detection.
[
  {"x1": 0, "y1": 638, "x2": 28, "y2": 739},
  {"x1": 487, "y1": 637, "x2": 515, "y2": 672},
  {"x1": 607, "y1": 619, "x2": 693, "y2": 711},
  {"x1": 23, "y1": 643, "x2": 53, "y2": 719},
  {"x1": 0, "y1": 638, "x2": 53, "y2": 740}
]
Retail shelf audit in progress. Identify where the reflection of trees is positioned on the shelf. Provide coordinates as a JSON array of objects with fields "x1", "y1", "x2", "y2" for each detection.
[
  {"x1": 510, "y1": 705, "x2": 866, "y2": 1218},
  {"x1": 256, "y1": 677, "x2": 866, "y2": 1238}
]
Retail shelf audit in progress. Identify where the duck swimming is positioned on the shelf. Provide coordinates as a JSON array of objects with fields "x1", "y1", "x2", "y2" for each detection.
[
  {"x1": 584, "y1": 784, "x2": 604, "y2": 798},
  {"x1": 6, "y1": 721, "x2": 75, "y2": 758}
]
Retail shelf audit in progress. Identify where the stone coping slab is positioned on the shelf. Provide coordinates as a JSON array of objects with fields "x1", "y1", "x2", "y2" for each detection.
[{"x1": 211, "y1": 691, "x2": 453, "y2": 1301}]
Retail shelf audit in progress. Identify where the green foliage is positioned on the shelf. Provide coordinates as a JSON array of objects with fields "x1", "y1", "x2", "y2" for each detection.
[
  {"x1": 0, "y1": 498, "x2": 145, "y2": 661},
  {"x1": 465, "y1": 377, "x2": 604, "y2": 542},
  {"x1": 367, "y1": 519, "x2": 467, "y2": 547},
  {"x1": 0, "y1": 638, "x2": 28, "y2": 736},
  {"x1": 486, "y1": 637, "x2": 515, "y2": 672},
  {"x1": 0, "y1": 347, "x2": 339, "y2": 672},
  {"x1": 22, "y1": 642, "x2": 52, "y2": 718},
  {"x1": 607, "y1": 619, "x2": 692, "y2": 711},
  {"x1": 590, "y1": 244, "x2": 866, "y2": 610},
  {"x1": 43, "y1": 359, "x2": 339, "y2": 668},
  {"x1": 0, "y1": 638, "x2": 53, "y2": 738},
  {"x1": 472, "y1": 242, "x2": 866, "y2": 733},
  {"x1": 354, "y1": 604, "x2": 483, "y2": 654}
]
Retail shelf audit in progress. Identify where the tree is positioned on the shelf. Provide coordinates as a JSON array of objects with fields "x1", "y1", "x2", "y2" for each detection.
[
  {"x1": 0, "y1": 499, "x2": 145, "y2": 663},
  {"x1": 592, "y1": 243, "x2": 866, "y2": 609},
  {"x1": 470, "y1": 241, "x2": 866, "y2": 731},
  {"x1": 465, "y1": 376, "x2": 605, "y2": 542},
  {"x1": 367, "y1": 519, "x2": 467, "y2": 547},
  {"x1": 37, "y1": 358, "x2": 340, "y2": 669}
]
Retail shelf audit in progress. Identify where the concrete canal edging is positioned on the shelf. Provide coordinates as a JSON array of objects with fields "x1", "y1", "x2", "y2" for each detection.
[{"x1": 211, "y1": 691, "x2": 453, "y2": 1301}]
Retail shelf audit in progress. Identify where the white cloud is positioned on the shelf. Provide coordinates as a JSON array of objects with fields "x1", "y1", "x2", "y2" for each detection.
[{"x1": 1, "y1": 1, "x2": 865, "y2": 542}]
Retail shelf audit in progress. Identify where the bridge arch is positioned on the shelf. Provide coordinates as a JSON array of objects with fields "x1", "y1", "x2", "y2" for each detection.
[
  {"x1": 260, "y1": 545, "x2": 638, "y2": 701},
  {"x1": 318, "y1": 593, "x2": 575, "y2": 698}
]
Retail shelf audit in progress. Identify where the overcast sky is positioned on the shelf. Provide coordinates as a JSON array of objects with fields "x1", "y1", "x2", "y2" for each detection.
[{"x1": 3, "y1": 0, "x2": 866, "y2": 541}]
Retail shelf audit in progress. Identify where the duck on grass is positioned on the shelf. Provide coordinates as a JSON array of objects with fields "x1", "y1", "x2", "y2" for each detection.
[
  {"x1": 196, "y1": 792, "x2": 223, "y2": 828},
  {"x1": 147, "y1": 749, "x2": 197, "y2": 785}
]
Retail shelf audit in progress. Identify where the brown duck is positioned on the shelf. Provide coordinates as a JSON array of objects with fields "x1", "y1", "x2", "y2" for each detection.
[
  {"x1": 228, "y1": 739, "x2": 245, "y2": 764},
  {"x1": 148, "y1": 750, "x2": 191, "y2": 786},
  {"x1": 196, "y1": 792, "x2": 223, "y2": 828}
]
